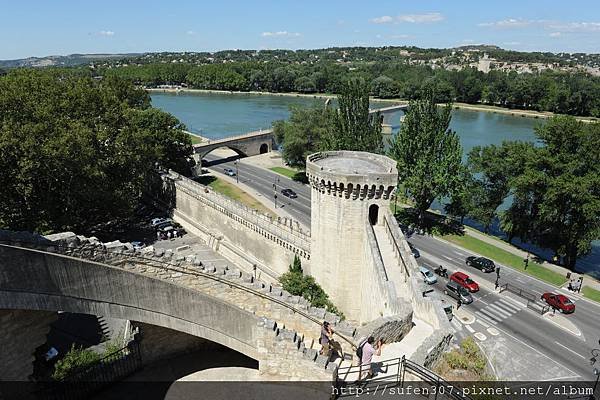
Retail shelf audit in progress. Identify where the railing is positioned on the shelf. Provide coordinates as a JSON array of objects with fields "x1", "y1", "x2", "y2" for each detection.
[
  {"x1": 384, "y1": 215, "x2": 410, "y2": 282},
  {"x1": 167, "y1": 170, "x2": 311, "y2": 252},
  {"x1": 367, "y1": 223, "x2": 388, "y2": 281},
  {"x1": 39, "y1": 339, "x2": 142, "y2": 400},
  {"x1": 498, "y1": 283, "x2": 549, "y2": 314},
  {"x1": 192, "y1": 128, "x2": 273, "y2": 147},
  {"x1": 0, "y1": 240, "x2": 354, "y2": 350},
  {"x1": 333, "y1": 356, "x2": 473, "y2": 400}
]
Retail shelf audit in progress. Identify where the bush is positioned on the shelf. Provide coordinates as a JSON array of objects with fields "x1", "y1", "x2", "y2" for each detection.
[
  {"x1": 279, "y1": 255, "x2": 344, "y2": 318},
  {"x1": 52, "y1": 344, "x2": 102, "y2": 380},
  {"x1": 435, "y1": 337, "x2": 493, "y2": 380}
]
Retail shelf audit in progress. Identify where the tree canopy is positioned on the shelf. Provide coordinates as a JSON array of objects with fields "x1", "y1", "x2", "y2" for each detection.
[
  {"x1": 0, "y1": 69, "x2": 193, "y2": 233},
  {"x1": 388, "y1": 91, "x2": 463, "y2": 224}
]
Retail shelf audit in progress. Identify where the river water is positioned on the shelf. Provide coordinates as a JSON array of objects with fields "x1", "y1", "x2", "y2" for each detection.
[{"x1": 150, "y1": 91, "x2": 598, "y2": 276}]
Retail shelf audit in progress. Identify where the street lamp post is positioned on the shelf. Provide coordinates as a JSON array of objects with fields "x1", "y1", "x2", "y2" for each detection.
[
  {"x1": 273, "y1": 182, "x2": 278, "y2": 209},
  {"x1": 590, "y1": 343, "x2": 600, "y2": 397},
  {"x1": 234, "y1": 160, "x2": 239, "y2": 184}
]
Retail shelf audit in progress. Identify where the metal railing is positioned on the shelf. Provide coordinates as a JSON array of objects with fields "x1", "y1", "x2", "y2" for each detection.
[
  {"x1": 333, "y1": 355, "x2": 473, "y2": 400},
  {"x1": 498, "y1": 283, "x2": 549, "y2": 314},
  {"x1": 0, "y1": 240, "x2": 354, "y2": 350},
  {"x1": 39, "y1": 340, "x2": 141, "y2": 400},
  {"x1": 192, "y1": 128, "x2": 273, "y2": 147}
]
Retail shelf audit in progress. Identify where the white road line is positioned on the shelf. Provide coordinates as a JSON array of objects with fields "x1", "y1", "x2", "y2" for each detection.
[
  {"x1": 554, "y1": 342, "x2": 586, "y2": 359},
  {"x1": 500, "y1": 295, "x2": 527, "y2": 308},
  {"x1": 451, "y1": 319, "x2": 462, "y2": 330},
  {"x1": 493, "y1": 301, "x2": 521, "y2": 315},
  {"x1": 488, "y1": 302, "x2": 515, "y2": 315},
  {"x1": 476, "y1": 317, "x2": 491, "y2": 328},
  {"x1": 490, "y1": 325, "x2": 580, "y2": 378},
  {"x1": 477, "y1": 309, "x2": 502, "y2": 323},
  {"x1": 486, "y1": 304, "x2": 513, "y2": 318},
  {"x1": 465, "y1": 325, "x2": 475, "y2": 333},
  {"x1": 497, "y1": 298, "x2": 523, "y2": 312}
]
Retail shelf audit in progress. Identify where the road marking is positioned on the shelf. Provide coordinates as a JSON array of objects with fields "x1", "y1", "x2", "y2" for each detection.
[
  {"x1": 497, "y1": 298, "x2": 523, "y2": 312},
  {"x1": 486, "y1": 303, "x2": 512, "y2": 318},
  {"x1": 490, "y1": 324, "x2": 579, "y2": 378},
  {"x1": 465, "y1": 325, "x2": 475, "y2": 333},
  {"x1": 477, "y1": 309, "x2": 500, "y2": 324},
  {"x1": 474, "y1": 332, "x2": 487, "y2": 341},
  {"x1": 488, "y1": 302, "x2": 516, "y2": 315},
  {"x1": 443, "y1": 255, "x2": 454, "y2": 261},
  {"x1": 487, "y1": 327, "x2": 499, "y2": 336},
  {"x1": 554, "y1": 342, "x2": 586, "y2": 359},
  {"x1": 476, "y1": 318, "x2": 491, "y2": 328},
  {"x1": 451, "y1": 319, "x2": 463, "y2": 330}
]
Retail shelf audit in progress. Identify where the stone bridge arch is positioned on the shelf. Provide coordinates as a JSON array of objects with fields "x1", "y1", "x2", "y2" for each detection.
[{"x1": 0, "y1": 244, "x2": 261, "y2": 361}]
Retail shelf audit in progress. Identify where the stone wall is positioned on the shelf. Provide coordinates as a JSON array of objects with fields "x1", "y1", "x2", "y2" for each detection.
[
  {"x1": 354, "y1": 314, "x2": 414, "y2": 346},
  {"x1": 0, "y1": 309, "x2": 57, "y2": 381},
  {"x1": 163, "y1": 171, "x2": 310, "y2": 277}
]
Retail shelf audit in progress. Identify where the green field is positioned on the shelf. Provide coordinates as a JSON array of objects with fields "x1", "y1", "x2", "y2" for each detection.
[
  {"x1": 196, "y1": 176, "x2": 275, "y2": 218},
  {"x1": 582, "y1": 286, "x2": 600, "y2": 303},
  {"x1": 443, "y1": 234, "x2": 567, "y2": 286},
  {"x1": 187, "y1": 133, "x2": 204, "y2": 144}
]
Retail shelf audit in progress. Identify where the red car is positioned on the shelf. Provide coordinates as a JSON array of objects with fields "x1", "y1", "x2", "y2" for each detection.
[
  {"x1": 541, "y1": 293, "x2": 575, "y2": 314},
  {"x1": 450, "y1": 271, "x2": 479, "y2": 293}
]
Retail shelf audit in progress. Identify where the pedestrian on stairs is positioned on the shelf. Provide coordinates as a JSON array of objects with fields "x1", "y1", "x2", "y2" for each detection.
[{"x1": 360, "y1": 336, "x2": 382, "y2": 380}]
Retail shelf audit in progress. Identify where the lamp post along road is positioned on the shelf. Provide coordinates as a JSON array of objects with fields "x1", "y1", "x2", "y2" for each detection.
[{"x1": 234, "y1": 160, "x2": 239, "y2": 183}]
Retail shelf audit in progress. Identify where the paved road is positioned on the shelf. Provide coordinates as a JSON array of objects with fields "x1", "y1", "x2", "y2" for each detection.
[{"x1": 203, "y1": 153, "x2": 600, "y2": 381}]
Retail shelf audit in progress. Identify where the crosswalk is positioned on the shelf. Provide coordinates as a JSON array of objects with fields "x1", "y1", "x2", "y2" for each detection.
[{"x1": 474, "y1": 297, "x2": 524, "y2": 326}]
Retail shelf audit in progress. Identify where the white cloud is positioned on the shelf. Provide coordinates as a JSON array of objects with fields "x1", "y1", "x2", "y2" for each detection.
[
  {"x1": 503, "y1": 41, "x2": 521, "y2": 45},
  {"x1": 478, "y1": 18, "x2": 532, "y2": 28},
  {"x1": 547, "y1": 22, "x2": 600, "y2": 32},
  {"x1": 549, "y1": 32, "x2": 562, "y2": 37},
  {"x1": 397, "y1": 13, "x2": 444, "y2": 23},
  {"x1": 186, "y1": 30, "x2": 196, "y2": 35},
  {"x1": 261, "y1": 31, "x2": 301, "y2": 37},
  {"x1": 370, "y1": 15, "x2": 394, "y2": 24},
  {"x1": 98, "y1": 30, "x2": 115, "y2": 36},
  {"x1": 390, "y1": 34, "x2": 410, "y2": 39},
  {"x1": 370, "y1": 13, "x2": 443, "y2": 24}
]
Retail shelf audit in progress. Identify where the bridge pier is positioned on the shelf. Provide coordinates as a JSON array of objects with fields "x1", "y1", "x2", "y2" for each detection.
[{"x1": 0, "y1": 309, "x2": 57, "y2": 381}]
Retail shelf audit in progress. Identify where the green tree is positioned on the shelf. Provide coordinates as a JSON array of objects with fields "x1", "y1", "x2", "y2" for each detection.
[
  {"x1": 272, "y1": 104, "x2": 333, "y2": 168},
  {"x1": 388, "y1": 91, "x2": 463, "y2": 225},
  {"x1": 0, "y1": 69, "x2": 193, "y2": 233},
  {"x1": 322, "y1": 78, "x2": 383, "y2": 153},
  {"x1": 444, "y1": 167, "x2": 473, "y2": 225}
]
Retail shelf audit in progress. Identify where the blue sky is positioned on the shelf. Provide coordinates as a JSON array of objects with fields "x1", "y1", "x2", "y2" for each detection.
[{"x1": 2, "y1": 0, "x2": 599, "y2": 59}]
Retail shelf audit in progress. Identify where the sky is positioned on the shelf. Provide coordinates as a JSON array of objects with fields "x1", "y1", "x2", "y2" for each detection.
[{"x1": 1, "y1": 0, "x2": 600, "y2": 60}]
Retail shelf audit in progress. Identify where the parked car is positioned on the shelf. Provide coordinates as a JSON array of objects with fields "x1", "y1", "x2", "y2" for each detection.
[
  {"x1": 281, "y1": 188, "x2": 298, "y2": 198},
  {"x1": 466, "y1": 256, "x2": 496, "y2": 273},
  {"x1": 155, "y1": 220, "x2": 174, "y2": 230},
  {"x1": 408, "y1": 242, "x2": 420, "y2": 258},
  {"x1": 224, "y1": 168, "x2": 236, "y2": 176},
  {"x1": 419, "y1": 266, "x2": 437, "y2": 285},
  {"x1": 131, "y1": 241, "x2": 145, "y2": 250},
  {"x1": 150, "y1": 217, "x2": 170, "y2": 227},
  {"x1": 450, "y1": 271, "x2": 480, "y2": 293},
  {"x1": 541, "y1": 293, "x2": 575, "y2": 314},
  {"x1": 444, "y1": 281, "x2": 474, "y2": 304}
]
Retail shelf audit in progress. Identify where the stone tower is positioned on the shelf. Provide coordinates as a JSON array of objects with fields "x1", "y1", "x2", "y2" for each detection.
[{"x1": 306, "y1": 151, "x2": 398, "y2": 320}]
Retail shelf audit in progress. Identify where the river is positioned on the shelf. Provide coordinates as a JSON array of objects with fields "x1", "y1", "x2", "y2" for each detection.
[{"x1": 150, "y1": 91, "x2": 599, "y2": 276}]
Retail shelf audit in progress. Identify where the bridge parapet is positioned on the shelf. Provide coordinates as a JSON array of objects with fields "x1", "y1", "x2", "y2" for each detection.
[{"x1": 0, "y1": 230, "x2": 357, "y2": 379}]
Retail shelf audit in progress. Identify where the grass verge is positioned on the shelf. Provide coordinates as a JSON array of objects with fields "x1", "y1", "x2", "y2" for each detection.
[
  {"x1": 442, "y1": 233, "x2": 567, "y2": 286},
  {"x1": 582, "y1": 286, "x2": 600, "y2": 303},
  {"x1": 187, "y1": 133, "x2": 204, "y2": 145},
  {"x1": 269, "y1": 167, "x2": 309, "y2": 183},
  {"x1": 195, "y1": 176, "x2": 275, "y2": 218}
]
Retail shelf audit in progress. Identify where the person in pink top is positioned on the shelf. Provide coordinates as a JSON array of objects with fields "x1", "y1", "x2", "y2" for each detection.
[{"x1": 360, "y1": 336, "x2": 382, "y2": 380}]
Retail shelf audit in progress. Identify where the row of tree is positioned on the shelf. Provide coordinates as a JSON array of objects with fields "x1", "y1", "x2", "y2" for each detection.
[
  {"x1": 0, "y1": 69, "x2": 194, "y2": 234},
  {"x1": 98, "y1": 60, "x2": 600, "y2": 117},
  {"x1": 274, "y1": 81, "x2": 600, "y2": 269}
]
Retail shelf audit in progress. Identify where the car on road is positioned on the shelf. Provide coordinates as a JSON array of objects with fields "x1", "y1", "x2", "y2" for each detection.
[
  {"x1": 281, "y1": 188, "x2": 298, "y2": 198},
  {"x1": 541, "y1": 293, "x2": 575, "y2": 314},
  {"x1": 419, "y1": 266, "x2": 437, "y2": 285},
  {"x1": 444, "y1": 281, "x2": 474, "y2": 304},
  {"x1": 223, "y1": 168, "x2": 236, "y2": 176},
  {"x1": 450, "y1": 271, "x2": 479, "y2": 293},
  {"x1": 466, "y1": 256, "x2": 496, "y2": 273},
  {"x1": 408, "y1": 242, "x2": 420, "y2": 258},
  {"x1": 150, "y1": 217, "x2": 171, "y2": 227}
]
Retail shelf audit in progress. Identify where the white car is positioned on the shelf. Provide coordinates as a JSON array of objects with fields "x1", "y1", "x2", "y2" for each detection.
[
  {"x1": 419, "y1": 266, "x2": 437, "y2": 285},
  {"x1": 151, "y1": 217, "x2": 171, "y2": 227}
]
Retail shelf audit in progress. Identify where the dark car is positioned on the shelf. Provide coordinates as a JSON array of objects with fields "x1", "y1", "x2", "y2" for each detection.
[
  {"x1": 466, "y1": 256, "x2": 496, "y2": 273},
  {"x1": 541, "y1": 293, "x2": 575, "y2": 314},
  {"x1": 444, "y1": 281, "x2": 474, "y2": 304},
  {"x1": 281, "y1": 188, "x2": 298, "y2": 198},
  {"x1": 408, "y1": 242, "x2": 420, "y2": 258}
]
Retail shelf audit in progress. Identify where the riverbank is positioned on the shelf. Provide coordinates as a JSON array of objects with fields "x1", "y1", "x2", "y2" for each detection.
[{"x1": 148, "y1": 87, "x2": 598, "y2": 122}]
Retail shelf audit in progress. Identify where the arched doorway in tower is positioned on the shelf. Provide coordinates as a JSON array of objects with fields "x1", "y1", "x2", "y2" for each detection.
[
  {"x1": 259, "y1": 143, "x2": 269, "y2": 154},
  {"x1": 368, "y1": 204, "x2": 379, "y2": 225}
]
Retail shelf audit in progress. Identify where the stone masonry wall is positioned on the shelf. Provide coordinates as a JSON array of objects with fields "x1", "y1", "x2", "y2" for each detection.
[{"x1": 0, "y1": 309, "x2": 57, "y2": 381}]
